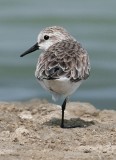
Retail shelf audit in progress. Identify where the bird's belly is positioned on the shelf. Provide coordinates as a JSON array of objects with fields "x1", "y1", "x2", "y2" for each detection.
[{"x1": 37, "y1": 77, "x2": 82, "y2": 96}]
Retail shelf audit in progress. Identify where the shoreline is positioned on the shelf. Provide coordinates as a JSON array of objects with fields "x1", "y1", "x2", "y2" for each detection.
[{"x1": 0, "y1": 99, "x2": 116, "y2": 160}]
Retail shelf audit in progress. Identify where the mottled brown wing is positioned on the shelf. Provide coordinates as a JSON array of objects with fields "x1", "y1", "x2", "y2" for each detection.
[{"x1": 35, "y1": 39, "x2": 90, "y2": 81}]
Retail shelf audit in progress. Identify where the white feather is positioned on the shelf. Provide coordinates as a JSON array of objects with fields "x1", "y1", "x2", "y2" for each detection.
[{"x1": 37, "y1": 77, "x2": 82, "y2": 101}]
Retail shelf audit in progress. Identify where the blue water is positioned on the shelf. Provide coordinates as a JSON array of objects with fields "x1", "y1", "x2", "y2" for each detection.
[{"x1": 0, "y1": 0, "x2": 116, "y2": 109}]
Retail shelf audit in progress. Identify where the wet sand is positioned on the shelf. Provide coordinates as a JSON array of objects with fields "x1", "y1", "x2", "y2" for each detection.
[{"x1": 0, "y1": 99, "x2": 116, "y2": 160}]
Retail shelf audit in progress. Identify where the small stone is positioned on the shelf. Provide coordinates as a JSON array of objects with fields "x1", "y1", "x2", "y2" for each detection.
[{"x1": 18, "y1": 111, "x2": 33, "y2": 120}]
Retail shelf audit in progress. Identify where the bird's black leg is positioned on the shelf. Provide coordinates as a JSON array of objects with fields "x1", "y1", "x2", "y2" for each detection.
[{"x1": 61, "y1": 98, "x2": 67, "y2": 128}]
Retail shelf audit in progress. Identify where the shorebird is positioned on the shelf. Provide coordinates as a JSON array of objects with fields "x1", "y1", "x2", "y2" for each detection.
[{"x1": 20, "y1": 26, "x2": 90, "y2": 128}]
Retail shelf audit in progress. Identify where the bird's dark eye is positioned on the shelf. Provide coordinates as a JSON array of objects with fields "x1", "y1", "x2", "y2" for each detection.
[{"x1": 44, "y1": 35, "x2": 49, "y2": 40}]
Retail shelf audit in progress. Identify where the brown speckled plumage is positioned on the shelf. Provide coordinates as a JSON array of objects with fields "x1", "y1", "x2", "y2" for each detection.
[{"x1": 35, "y1": 39, "x2": 90, "y2": 82}]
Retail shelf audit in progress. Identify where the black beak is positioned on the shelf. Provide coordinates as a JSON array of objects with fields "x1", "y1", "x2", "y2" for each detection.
[{"x1": 20, "y1": 42, "x2": 39, "y2": 57}]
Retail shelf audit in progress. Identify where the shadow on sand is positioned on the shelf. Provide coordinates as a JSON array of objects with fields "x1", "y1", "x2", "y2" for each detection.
[{"x1": 44, "y1": 117, "x2": 95, "y2": 129}]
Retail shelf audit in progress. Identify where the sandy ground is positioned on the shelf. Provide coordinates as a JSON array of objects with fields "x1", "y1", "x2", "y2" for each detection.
[{"x1": 0, "y1": 99, "x2": 116, "y2": 160}]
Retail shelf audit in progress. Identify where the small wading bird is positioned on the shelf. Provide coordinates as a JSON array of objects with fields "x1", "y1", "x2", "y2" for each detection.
[{"x1": 20, "y1": 26, "x2": 90, "y2": 128}]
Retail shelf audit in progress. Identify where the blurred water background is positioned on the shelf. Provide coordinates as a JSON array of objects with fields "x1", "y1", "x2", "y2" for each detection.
[{"x1": 0, "y1": 0, "x2": 116, "y2": 109}]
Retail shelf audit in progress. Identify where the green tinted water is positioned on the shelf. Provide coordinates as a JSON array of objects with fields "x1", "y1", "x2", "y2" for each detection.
[{"x1": 0, "y1": 0, "x2": 116, "y2": 109}]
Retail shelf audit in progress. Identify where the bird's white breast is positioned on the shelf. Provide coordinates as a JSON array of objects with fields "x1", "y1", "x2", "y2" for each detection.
[{"x1": 37, "y1": 77, "x2": 82, "y2": 100}]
